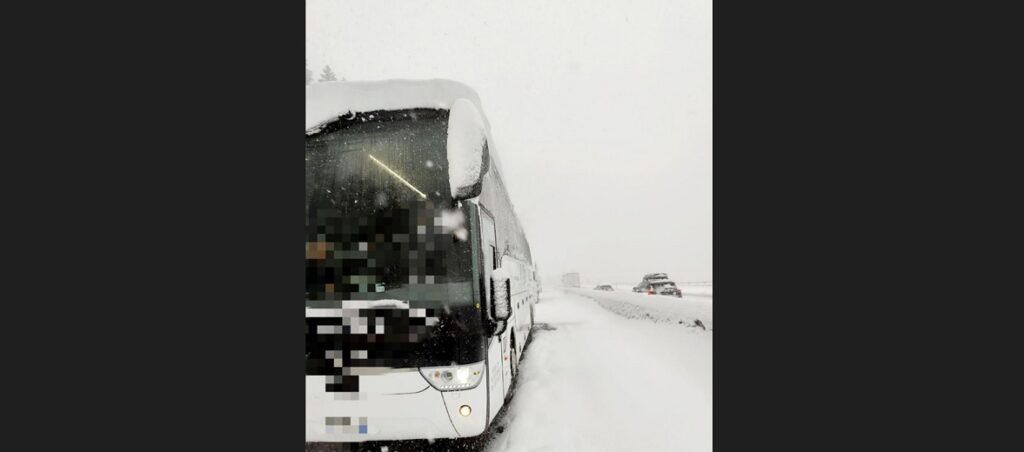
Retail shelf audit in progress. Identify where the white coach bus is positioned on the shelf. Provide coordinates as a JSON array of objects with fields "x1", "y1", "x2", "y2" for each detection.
[{"x1": 305, "y1": 80, "x2": 540, "y2": 443}]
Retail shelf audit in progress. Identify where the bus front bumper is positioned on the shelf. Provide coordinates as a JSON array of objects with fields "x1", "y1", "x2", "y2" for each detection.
[{"x1": 305, "y1": 374, "x2": 486, "y2": 443}]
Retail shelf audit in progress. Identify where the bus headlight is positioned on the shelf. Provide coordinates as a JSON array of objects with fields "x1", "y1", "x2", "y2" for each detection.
[{"x1": 419, "y1": 362, "x2": 485, "y2": 391}]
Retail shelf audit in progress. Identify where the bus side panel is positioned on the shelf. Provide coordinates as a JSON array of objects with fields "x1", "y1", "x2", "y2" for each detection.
[
  {"x1": 504, "y1": 258, "x2": 530, "y2": 357},
  {"x1": 475, "y1": 145, "x2": 536, "y2": 408},
  {"x1": 486, "y1": 337, "x2": 504, "y2": 422},
  {"x1": 476, "y1": 162, "x2": 532, "y2": 266},
  {"x1": 477, "y1": 206, "x2": 508, "y2": 421}
]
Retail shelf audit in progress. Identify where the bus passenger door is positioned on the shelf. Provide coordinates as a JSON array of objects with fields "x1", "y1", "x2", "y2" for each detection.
[{"x1": 479, "y1": 209, "x2": 506, "y2": 420}]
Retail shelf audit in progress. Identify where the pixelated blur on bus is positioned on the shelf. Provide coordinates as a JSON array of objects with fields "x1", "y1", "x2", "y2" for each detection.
[{"x1": 305, "y1": 80, "x2": 539, "y2": 443}]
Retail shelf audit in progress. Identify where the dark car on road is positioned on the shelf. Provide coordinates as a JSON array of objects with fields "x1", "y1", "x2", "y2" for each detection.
[{"x1": 594, "y1": 284, "x2": 614, "y2": 291}]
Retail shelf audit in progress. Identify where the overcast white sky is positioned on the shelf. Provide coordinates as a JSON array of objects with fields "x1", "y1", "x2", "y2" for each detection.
[{"x1": 307, "y1": 0, "x2": 712, "y2": 284}]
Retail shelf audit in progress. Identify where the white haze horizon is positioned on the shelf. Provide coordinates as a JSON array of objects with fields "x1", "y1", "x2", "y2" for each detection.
[{"x1": 306, "y1": 0, "x2": 712, "y2": 285}]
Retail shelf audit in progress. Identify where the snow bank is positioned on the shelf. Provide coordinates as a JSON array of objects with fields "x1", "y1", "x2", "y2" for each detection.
[
  {"x1": 305, "y1": 79, "x2": 491, "y2": 132},
  {"x1": 486, "y1": 291, "x2": 712, "y2": 451},
  {"x1": 682, "y1": 285, "x2": 714, "y2": 297},
  {"x1": 565, "y1": 287, "x2": 713, "y2": 330}
]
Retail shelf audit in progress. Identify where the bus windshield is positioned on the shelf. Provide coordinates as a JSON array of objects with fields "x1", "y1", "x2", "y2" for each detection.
[{"x1": 305, "y1": 109, "x2": 475, "y2": 310}]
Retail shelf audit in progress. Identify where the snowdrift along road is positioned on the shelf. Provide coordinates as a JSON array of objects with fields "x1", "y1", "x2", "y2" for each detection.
[
  {"x1": 485, "y1": 289, "x2": 712, "y2": 452},
  {"x1": 565, "y1": 287, "x2": 713, "y2": 331}
]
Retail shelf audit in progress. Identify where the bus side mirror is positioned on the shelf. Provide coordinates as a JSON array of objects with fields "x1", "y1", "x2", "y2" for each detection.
[
  {"x1": 490, "y1": 267, "x2": 512, "y2": 322},
  {"x1": 447, "y1": 99, "x2": 490, "y2": 200}
]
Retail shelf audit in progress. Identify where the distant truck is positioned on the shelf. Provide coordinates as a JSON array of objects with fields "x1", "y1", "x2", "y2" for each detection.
[{"x1": 561, "y1": 272, "x2": 581, "y2": 288}]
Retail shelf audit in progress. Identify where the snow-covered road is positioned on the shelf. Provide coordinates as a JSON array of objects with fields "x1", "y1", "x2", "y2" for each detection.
[
  {"x1": 327, "y1": 289, "x2": 712, "y2": 452},
  {"x1": 485, "y1": 289, "x2": 712, "y2": 452}
]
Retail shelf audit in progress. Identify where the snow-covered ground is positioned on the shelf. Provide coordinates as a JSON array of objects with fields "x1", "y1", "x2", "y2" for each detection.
[
  {"x1": 568, "y1": 287, "x2": 713, "y2": 330},
  {"x1": 486, "y1": 288, "x2": 712, "y2": 452},
  {"x1": 679, "y1": 285, "x2": 713, "y2": 298}
]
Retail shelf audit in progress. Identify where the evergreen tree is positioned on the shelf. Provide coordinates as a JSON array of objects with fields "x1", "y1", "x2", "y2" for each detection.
[
  {"x1": 319, "y1": 65, "x2": 338, "y2": 82},
  {"x1": 305, "y1": 59, "x2": 313, "y2": 85}
]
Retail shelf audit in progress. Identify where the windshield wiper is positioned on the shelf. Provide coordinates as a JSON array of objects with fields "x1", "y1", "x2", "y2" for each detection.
[{"x1": 368, "y1": 154, "x2": 428, "y2": 199}]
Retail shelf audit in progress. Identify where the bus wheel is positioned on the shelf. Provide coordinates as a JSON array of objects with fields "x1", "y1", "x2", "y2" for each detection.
[
  {"x1": 510, "y1": 336, "x2": 519, "y2": 379},
  {"x1": 505, "y1": 344, "x2": 519, "y2": 403}
]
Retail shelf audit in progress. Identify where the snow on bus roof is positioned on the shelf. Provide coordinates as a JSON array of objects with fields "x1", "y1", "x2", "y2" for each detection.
[
  {"x1": 305, "y1": 79, "x2": 492, "y2": 132},
  {"x1": 306, "y1": 79, "x2": 515, "y2": 209}
]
